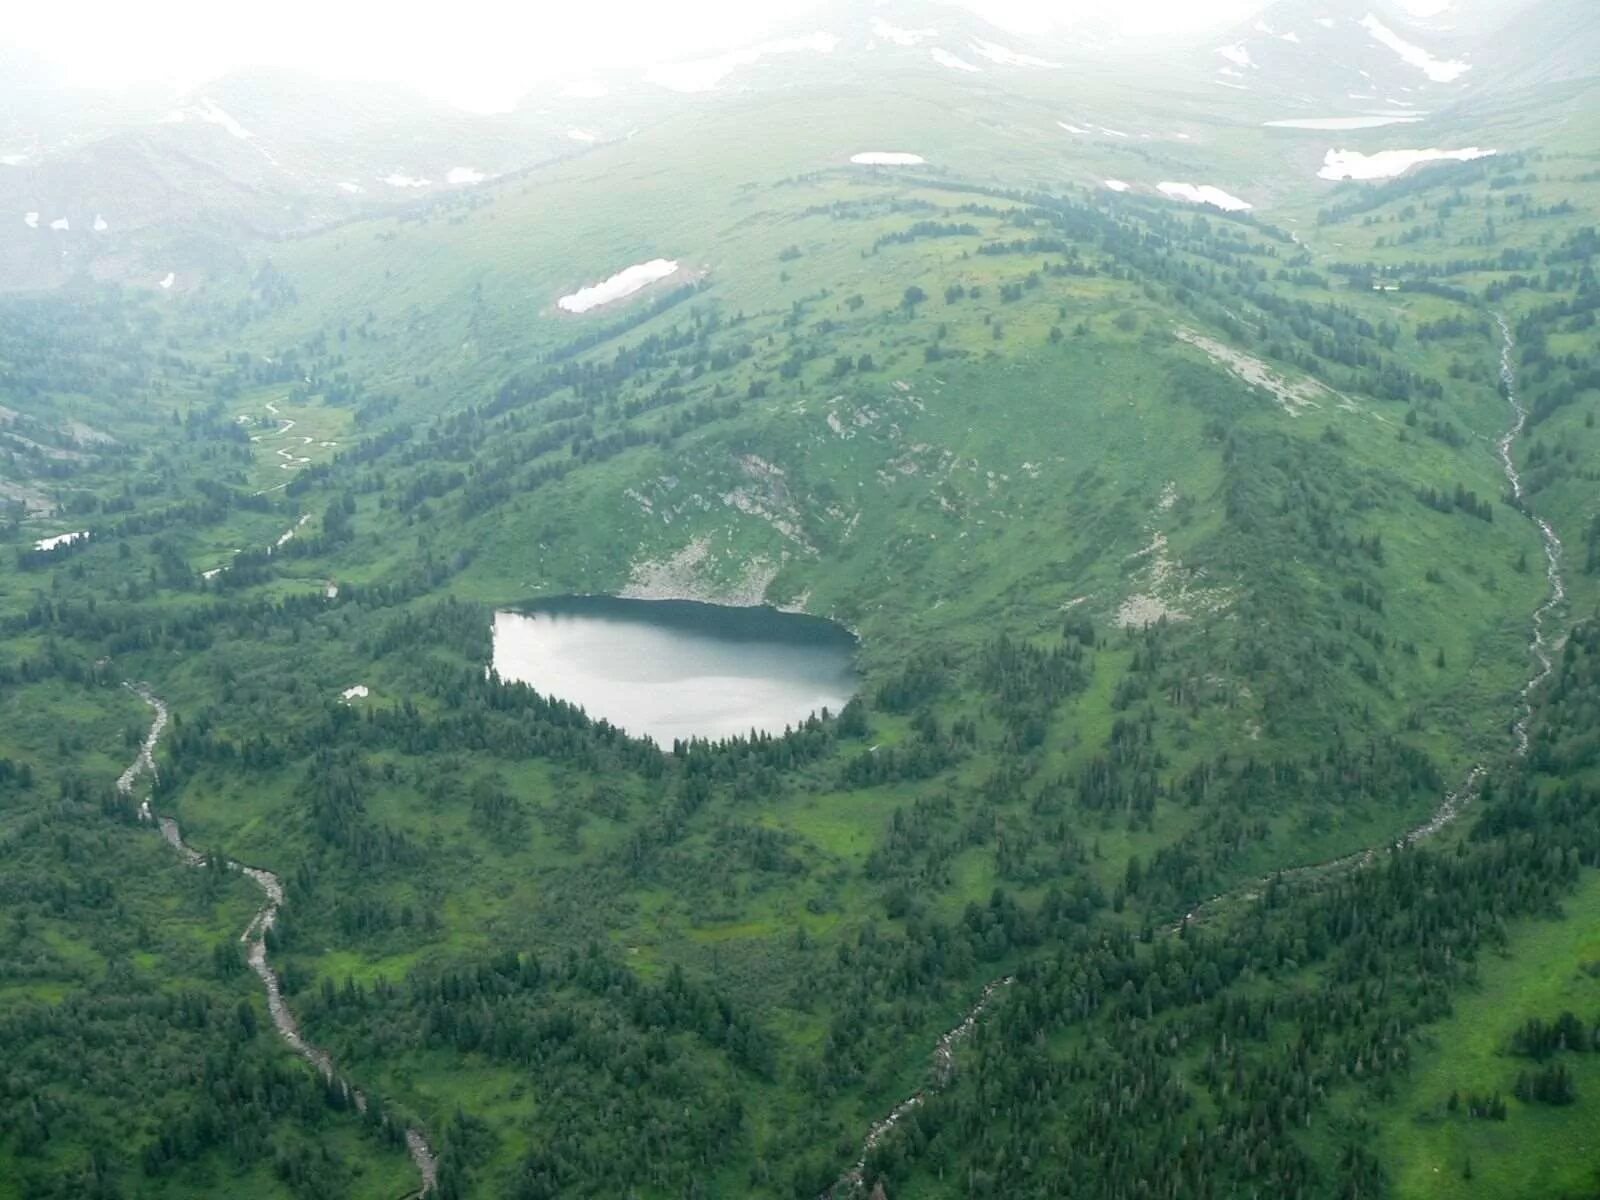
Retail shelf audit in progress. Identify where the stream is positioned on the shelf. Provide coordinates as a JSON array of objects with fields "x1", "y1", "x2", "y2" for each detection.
[
  {"x1": 826, "y1": 975, "x2": 1015, "y2": 1195},
  {"x1": 117, "y1": 683, "x2": 438, "y2": 1197},
  {"x1": 1496, "y1": 312, "x2": 1568, "y2": 755},
  {"x1": 826, "y1": 313, "x2": 1569, "y2": 1196}
]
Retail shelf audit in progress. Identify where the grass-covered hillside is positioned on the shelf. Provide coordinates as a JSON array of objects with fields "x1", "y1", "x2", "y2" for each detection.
[{"x1": 2, "y1": 4, "x2": 1599, "y2": 1196}]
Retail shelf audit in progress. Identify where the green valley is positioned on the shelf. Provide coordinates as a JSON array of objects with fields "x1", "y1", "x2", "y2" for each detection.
[{"x1": 2, "y1": 1, "x2": 1599, "y2": 1197}]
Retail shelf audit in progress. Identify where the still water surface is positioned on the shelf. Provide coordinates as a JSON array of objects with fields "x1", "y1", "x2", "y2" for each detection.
[{"x1": 492, "y1": 596, "x2": 859, "y2": 744}]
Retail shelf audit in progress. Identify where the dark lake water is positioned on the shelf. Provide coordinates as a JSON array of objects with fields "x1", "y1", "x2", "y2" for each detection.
[{"x1": 492, "y1": 596, "x2": 859, "y2": 744}]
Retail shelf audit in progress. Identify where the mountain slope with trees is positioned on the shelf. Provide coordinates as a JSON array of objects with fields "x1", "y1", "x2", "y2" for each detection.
[{"x1": 1, "y1": 2, "x2": 1598, "y2": 1195}]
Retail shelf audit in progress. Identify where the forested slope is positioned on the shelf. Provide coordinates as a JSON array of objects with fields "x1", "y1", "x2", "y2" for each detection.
[{"x1": 2, "y1": 16, "x2": 1599, "y2": 1197}]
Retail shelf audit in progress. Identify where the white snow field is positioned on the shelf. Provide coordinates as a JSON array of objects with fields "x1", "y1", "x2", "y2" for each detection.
[{"x1": 557, "y1": 259, "x2": 681, "y2": 314}]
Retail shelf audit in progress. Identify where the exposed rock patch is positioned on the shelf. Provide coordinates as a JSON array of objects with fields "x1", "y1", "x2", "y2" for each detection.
[
  {"x1": 1175, "y1": 327, "x2": 1332, "y2": 416},
  {"x1": 619, "y1": 536, "x2": 781, "y2": 607}
]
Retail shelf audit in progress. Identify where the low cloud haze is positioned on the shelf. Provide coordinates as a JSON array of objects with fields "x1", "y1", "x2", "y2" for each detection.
[{"x1": 9, "y1": 0, "x2": 1294, "y2": 111}]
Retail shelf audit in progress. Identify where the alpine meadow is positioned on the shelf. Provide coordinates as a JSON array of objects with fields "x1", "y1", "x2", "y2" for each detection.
[{"x1": 4, "y1": 0, "x2": 1600, "y2": 1197}]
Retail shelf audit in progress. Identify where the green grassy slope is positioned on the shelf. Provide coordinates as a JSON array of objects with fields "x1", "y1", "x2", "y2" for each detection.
[
  {"x1": 0, "y1": 36, "x2": 1598, "y2": 1200},
  {"x1": 1376, "y1": 871, "x2": 1600, "y2": 1199}
]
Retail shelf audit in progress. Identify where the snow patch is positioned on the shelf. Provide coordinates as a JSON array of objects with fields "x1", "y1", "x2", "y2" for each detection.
[
  {"x1": 340, "y1": 685, "x2": 369, "y2": 701},
  {"x1": 0, "y1": 153, "x2": 27, "y2": 166},
  {"x1": 1360, "y1": 14, "x2": 1469, "y2": 82},
  {"x1": 92, "y1": 214, "x2": 108, "y2": 231},
  {"x1": 23, "y1": 212, "x2": 38, "y2": 229},
  {"x1": 163, "y1": 97, "x2": 282, "y2": 168},
  {"x1": 382, "y1": 173, "x2": 431, "y2": 188},
  {"x1": 971, "y1": 39, "x2": 1060, "y2": 68},
  {"x1": 446, "y1": 166, "x2": 487, "y2": 184},
  {"x1": 198, "y1": 98, "x2": 251, "y2": 139},
  {"x1": 165, "y1": 97, "x2": 254, "y2": 140},
  {"x1": 1318, "y1": 145, "x2": 1494, "y2": 180},
  {"x1": 1314, "y1": 17, "x2": 1337, "y2": 28},
  {"x1": 557, "y1": 258, "x2": 680, "y2": 314},
  {"x1": 1265, "y1": 115, "x2": 1424, "y2": 129},
  {"x1": 159, "y1": 272, "x2": 175, "y2": 289},
  {"x1": 337, "y1": 181, "x2": 363, "y2": 193},
  {"x1": 1216, "y1": 44, "x2": 1254, "y2": 68},
  {"x1": 1158, "y1": 182, "x2": 1252, "y2": 211},
  {"x1": 1103, "y1": 179, "x2": 1131, "y2": 192},
  {"x1": 1064, "y1": 121, "x2": 1129, "y2": 137},
  {"x1": 49, "y1": 217, "x2": 68, "y2": 231},
  {"x1": 646, "y1": 32, "x2": 837, "y2": 92},
  {"x1": 33, "y1": 530, "x2": 89, "y2": 552},
  {"x1": 567, "y1": 129, "x2": 598, "y2": 143},
  {"x1": 850, "y1": 152, "x2": 925, "y2": 166},
  {"x1": 930, "y1": 47, "x2": 980, "y2": 72},
  {"x1": 872, "y1": 18, "x2": 936, "y2": 46}
]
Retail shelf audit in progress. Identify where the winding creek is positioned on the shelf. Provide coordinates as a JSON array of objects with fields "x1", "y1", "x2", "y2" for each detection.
[
  {"x1": 827, "y1": 313, "x2": 1570, "y2": 1195},
  {"x1": 116, "y1": 683, "x2": 438, "y2": 1196},
  {"x1": 1496, "y1": 312, "x2": 1568, "y2": 756}
]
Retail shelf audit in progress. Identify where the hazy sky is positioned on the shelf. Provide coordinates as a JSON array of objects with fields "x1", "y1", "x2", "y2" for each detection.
[{"x1": 9, "y1": 0, "x2": 1450, "y2": 111}]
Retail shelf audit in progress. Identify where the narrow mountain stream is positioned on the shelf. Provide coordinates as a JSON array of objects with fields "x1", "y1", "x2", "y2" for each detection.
[
  {"x1": 117, "y1": 683, "x2": 438, "y2": 1197},
  {"x1": 1496, "y1": 312, "x2": 1568, "y2": 755},
  {"x1": 827, "y1": 313, "x2": 1569, "y2": 1196}
]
